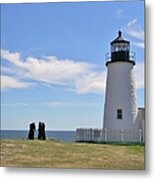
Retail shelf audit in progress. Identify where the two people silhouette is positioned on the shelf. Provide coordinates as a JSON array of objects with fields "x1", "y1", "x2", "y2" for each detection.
[{"x1": 28, "y1": 122, "x2": 46, "y2": 140}]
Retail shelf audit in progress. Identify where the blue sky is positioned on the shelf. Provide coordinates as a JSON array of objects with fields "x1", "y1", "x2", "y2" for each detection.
[{"x1": 1, "y1": 0, "x2": 144, "y2": 130}]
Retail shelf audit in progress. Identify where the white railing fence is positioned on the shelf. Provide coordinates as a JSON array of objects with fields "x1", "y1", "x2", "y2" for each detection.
[{"x1": 76, "y1": 128, "x2": 144, "y2": 143}]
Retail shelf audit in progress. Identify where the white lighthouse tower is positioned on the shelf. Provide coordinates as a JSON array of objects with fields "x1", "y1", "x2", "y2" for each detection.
[
  {"x1": 103, "y1": 31, "x2": 138, "y2": 135},
  {"x1": 76, "y1": 31, "x2": 144, "y2": 143}
]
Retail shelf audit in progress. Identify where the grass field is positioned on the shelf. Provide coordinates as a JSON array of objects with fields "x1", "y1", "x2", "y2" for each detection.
[{"x1": 0, "y1": 139, "x2": 144, "y2": 170}]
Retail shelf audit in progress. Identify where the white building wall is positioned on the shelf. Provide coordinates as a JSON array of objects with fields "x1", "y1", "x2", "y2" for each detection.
[
  {"x1": 103, "y1": 61, "x2": 137, "y2": 130},
  {"x1": 136, "y1": 108, "x2": 145, "y2": 142}
]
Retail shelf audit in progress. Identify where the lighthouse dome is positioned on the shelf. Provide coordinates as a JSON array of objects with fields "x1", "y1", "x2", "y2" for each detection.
[
  {"x1": 106, "y1": 31, "x2": 135, "y2": 66},
  {"x1": 110, "y1": 30, "x2": 129, "y2": 45}
]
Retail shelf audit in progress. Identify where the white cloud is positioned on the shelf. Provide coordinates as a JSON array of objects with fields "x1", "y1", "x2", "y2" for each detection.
[
  {"x1": 125, "y1": 19, "x2": 144, "y2": 40},
  {"x1": 25, "y1": 56, "x2": 93, "y2": 85},
  {"x1": 132, "y1": 42, "x2": 144, "y2": 49},
  {"x1": 75, "y1": 71, "x2": 106, "y2": 94},
  {"x1": 1, "y1": 49, "x2": 25, "y2": 68},
  {"x1": 1, "y1": 101, "x2": 100, "y2": 108},
  {"x1": 115, "y1": 9, "x2": 125, "y2": 19},
  {"x1": 45, "y1": 102, "x2": 65, "y2": 107},
  {"x1": 1, "y1": 75, "x2": 33, "y2": 91},
  {"x1": 1, "y1": 49, "x2": 105, "y2": 94},
  {"x1": 123, "y1": 18, "x2": 144, "y2": 48},
  {"x1": 1, "y1": 49, "x2": 144, "y2": 94},
  {"x1": 45, "y1": 101, "x2": 100, "y2": 107},
  {"x1": 1, "y1": 103, "x2": 29, "y2": 107}
]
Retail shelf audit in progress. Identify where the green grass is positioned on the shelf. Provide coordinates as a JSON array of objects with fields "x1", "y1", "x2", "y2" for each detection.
[{"x1": 0, "y1": 139, "x2": 145, "y2": 170}]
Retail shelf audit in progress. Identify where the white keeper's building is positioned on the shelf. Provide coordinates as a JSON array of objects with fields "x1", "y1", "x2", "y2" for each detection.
[{"x1": 76, "y1": 31, "x2": 145, "y2": 143}]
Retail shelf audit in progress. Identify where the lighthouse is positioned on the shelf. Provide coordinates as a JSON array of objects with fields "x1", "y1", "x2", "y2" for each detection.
[
  {"x1": 103, "y1": 31, "x2": 137, "y2": 131},
  {"x1": 76, "y1": 31, "x2": 144, "y2": 143}
]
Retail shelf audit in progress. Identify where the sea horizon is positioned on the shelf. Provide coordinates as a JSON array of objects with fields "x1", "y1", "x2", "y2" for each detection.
[{"x1": 1, "y1": 130, "x2": 76, "y2": 142}]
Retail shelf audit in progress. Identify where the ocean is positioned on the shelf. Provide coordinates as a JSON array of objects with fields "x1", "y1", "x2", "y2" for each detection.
[{"x1": 1, "y1": 130, "x2": 76, "y2": 142}]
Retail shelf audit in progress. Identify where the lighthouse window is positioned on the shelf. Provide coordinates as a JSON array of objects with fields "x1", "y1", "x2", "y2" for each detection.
[{"x1": 117, "y1": 109, "x2": 123, "y2": 119}]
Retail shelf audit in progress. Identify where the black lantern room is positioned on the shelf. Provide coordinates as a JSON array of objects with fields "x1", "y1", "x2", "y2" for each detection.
[{"x1": 106, "y1": 31, "x2": 135, "y2": 66}]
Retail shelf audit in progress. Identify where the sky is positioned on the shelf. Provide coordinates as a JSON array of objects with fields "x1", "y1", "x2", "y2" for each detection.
[{"x1": 1, "y1": 0, "x2": 144, "y2": 130}]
